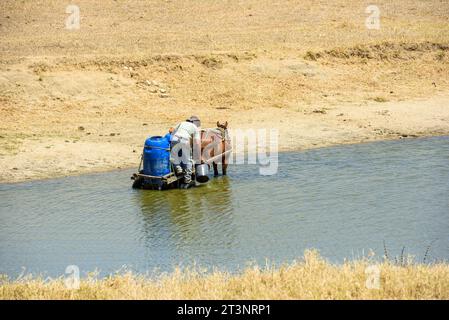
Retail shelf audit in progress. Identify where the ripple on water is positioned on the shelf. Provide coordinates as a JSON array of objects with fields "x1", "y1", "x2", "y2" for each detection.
[{"x1": 0, "y1": 136, "x2": 448, "y2": 277}]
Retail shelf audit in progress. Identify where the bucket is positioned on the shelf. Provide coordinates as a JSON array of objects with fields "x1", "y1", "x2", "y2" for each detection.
[{"x1": 195, "y1": 164, "x2": 209, "y2": 183}]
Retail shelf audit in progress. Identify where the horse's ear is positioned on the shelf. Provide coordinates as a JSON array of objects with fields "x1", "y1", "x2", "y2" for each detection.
[
  {"x1": 217, "y1": 121, "x2": 220, "y2": 127},
  {"x1": 224, "y1": 121, "x2": 228, "y2": 128}
]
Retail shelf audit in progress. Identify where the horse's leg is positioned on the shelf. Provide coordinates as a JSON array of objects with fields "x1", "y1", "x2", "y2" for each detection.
[
  {"x1": 222, "y1": 142, "x2": 228, "y2": 175},
  {"x1": 222, "y1": 155, "x2": 227, "y2": 176},
  {"x1": 213, "y1": 162, "x2": 219, "y2": 176}
]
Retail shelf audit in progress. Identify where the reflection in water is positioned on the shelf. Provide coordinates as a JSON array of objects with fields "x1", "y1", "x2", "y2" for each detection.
[{"x1": 133, "y1": 177, "x2": 236, "y2": 267}]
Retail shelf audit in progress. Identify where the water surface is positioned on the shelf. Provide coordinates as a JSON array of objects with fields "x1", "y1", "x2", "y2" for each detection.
[{"x1": 1, "y1": 136, "x2": 448, "y2": 277}]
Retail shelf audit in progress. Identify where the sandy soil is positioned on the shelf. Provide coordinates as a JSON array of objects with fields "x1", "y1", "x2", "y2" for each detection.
[{"x1": 0, "y1": 0, "x2": 448, "y2": 183}]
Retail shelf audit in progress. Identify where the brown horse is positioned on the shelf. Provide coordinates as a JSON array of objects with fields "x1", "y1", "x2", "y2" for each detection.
[{"x1": 201, "y1": 121, "x2": 231, "y2": 176}]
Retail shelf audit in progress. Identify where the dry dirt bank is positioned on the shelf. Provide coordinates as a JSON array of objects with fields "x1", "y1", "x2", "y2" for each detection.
[{"x1": 0, "y1": 0, "x2": 448, "y2": 183}]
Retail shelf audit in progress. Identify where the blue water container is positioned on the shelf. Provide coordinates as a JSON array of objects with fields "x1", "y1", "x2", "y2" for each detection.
[
  {"x1": 143, "y1": 136, "x2": 171, "y2": 176},
  {"x1": 164, "y1": 132, "x2": 172, "y2": 142}
]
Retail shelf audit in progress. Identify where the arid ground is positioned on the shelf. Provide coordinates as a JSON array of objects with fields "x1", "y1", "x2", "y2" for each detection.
[{"x1": 1, "y1": 0, "x2": 448, "y2": 183}]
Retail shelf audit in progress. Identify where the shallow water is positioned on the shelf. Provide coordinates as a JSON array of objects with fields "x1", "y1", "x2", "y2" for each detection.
[{"x1": 1, "y1": 136, "x2": 449, "y2": 278}]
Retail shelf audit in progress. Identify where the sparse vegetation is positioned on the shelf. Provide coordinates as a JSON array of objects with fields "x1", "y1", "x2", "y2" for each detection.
[
  {"x1": 373, "y1": 97, "x2": 389, "y2": 103},
  {"x1": 436, "y1": 51, "x2": 446, "y2": 61},
  {"x1": 304, "y1": 42, "x2": 449, "y2": 61},
  {"x1": 2, "y1": 251, "x2": 449, "y2": 300}
]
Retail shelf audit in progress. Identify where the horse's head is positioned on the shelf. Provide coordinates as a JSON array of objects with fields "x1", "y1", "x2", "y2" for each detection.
[
  {"x1": 216, "y1": 121, "x2": 228, "y2": 130},
  {"x1": 215, "y1": 121, "x2": 230, "y2": 145}
]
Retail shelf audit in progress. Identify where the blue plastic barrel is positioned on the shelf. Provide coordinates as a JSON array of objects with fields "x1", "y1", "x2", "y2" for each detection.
[
  {"x1": 164, "y1": 132, "x2": 172, "y2": 142},
  {"x1": 143, "y1": 136, "x2": 171, "y2": 176}
]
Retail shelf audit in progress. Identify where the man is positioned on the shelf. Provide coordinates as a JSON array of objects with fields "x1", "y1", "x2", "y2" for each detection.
[{"x1": 170, "y1": 115, "x2": 201, "y2": 187}]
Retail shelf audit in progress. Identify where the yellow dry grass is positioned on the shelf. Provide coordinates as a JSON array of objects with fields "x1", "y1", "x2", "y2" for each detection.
[{"x1": 2, "y1": 251, "x2": 449, "y2": 300}]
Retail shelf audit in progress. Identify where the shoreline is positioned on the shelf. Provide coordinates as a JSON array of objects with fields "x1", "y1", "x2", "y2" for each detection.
[
  {"x1": 2, "y1": 86, "x2": 449, "y2": 184},
  {"x1": 1, "y1": 132, "x2": 448, "y2": 185},
  {"x1": 2, "y1": 251, "x2": 449, "y2": 300}
]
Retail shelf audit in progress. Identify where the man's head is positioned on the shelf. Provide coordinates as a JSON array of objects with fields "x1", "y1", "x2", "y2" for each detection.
[{"x1": 187, "y1": 115, "x2": 201, "y2": 128}]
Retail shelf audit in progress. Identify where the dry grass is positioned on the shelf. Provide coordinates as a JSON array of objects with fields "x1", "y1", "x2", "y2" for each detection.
[
  {"x1": 2, "y1": 251, "x2": 449, "y2": 300},
  {"x1": 1, "y1": 0, "x2": 449, "y2": 57}
]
